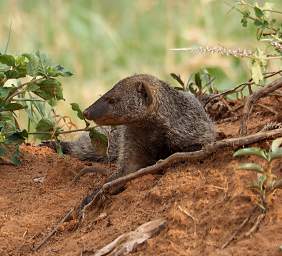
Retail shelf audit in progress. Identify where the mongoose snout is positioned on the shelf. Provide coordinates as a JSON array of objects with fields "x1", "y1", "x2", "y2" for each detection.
[{"x1": 83, "y1": 97, "x2": 111, "y2": 124}]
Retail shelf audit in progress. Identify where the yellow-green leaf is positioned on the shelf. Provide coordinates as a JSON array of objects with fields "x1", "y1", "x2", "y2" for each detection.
[
  {"x1": 271, "y1": 137, "x2": 282, "y2": 152},
  {"x1": 237, "y1": 163, "x2": 264, "y2": 173},
  {"x1": 233, "y1": 147, "x2": 268, "y2": 160}
]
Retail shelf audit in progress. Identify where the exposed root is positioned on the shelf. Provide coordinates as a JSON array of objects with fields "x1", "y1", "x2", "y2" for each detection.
[
  {"x1": 75, "y1": 127, "x2": 282, "y2": 224},
  {"x1": 221, "y1": 206, "x2": 257, "y2": 249},
  {"x1": 244, "y1": 213, "x2": 266, "y2": 237},
  {"x1": 239, "y1": 77, "x2": 282, "y2": 135}
]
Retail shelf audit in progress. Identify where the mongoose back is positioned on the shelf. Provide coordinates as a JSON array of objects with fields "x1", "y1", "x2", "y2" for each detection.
[{"x1": 83, "y1": 74, "x2": 216, "y2": 177}]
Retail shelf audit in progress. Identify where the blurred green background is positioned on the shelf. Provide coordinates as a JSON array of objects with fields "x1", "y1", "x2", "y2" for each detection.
[{"x1": 0, "y1": 0, "x2": 281, "y2": 123}]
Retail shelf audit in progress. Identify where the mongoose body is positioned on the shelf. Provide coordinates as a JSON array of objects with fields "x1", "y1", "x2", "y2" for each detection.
[{"x1": 83, "y1": 74, "x2": 216, "y2": 177}]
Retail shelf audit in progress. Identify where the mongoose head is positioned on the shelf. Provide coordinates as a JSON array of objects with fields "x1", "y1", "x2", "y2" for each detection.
[{"x1": 83, "y1": 74, "x2": 158, "y2": 125}]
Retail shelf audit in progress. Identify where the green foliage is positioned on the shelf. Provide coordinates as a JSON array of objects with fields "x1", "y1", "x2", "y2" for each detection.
[
  {"x1": 89, "y1": 127, "x2": 108, "y2": 148},
  {"x1": 172, "y1": 1, "x2": 281, "y2": 98},
  {"x1": 234, "y1": 138, "x2": 282, "y2": 211},
  {"x1": 70, "y1": 103, "x2": 90, "y2": 127},
  {"x1": 171, "y1": 69, "x2": 217, "y2": 96},
  {"x1": 0, "y1": 50, "x2": 108, "y2": 165},
  {"x1": 0, "y1": 51, "x2": 72, "y2": 164},
  {"x1": 236, "y1": 1, "x2": 282, "y2": 85}
]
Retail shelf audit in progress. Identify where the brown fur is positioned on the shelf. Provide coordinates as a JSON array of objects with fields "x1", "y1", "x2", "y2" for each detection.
[{"x1": 83, "y1": 74, "x2": 216, "y2": 178}]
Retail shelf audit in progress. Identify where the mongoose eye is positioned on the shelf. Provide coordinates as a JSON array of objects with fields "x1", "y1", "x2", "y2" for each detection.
[{"x1": 106, "y1": 97, "x2": 119, "y2": 104}]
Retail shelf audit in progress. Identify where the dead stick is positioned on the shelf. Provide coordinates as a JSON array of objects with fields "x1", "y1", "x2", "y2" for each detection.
[
  {"x1": 221, "y1": 206, "x2": 257, "y2": 249},
  {"x1": 79, "y1": 128, "x2": 282, "y2": 214},
  {"x1": 33, "y1": 208, "x2": 74, "y2": 251},
  {"x1": 244, "y1": 213, "x2": 265, "y2": 237},
  {"x1": 239, "y1": 77, "x2": 282, "y2": 135}
]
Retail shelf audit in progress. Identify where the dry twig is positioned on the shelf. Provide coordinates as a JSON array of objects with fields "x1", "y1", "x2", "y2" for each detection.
[
  {"x1": 221, "y1": 206, "x2": 257, "y2": 249},
  {"x1": 240, "y1": 77, "x2": 282, "y2": 135},
  {"x1": 33, "y1": 208, "x2": 74, "y2": 251},
  {"x1": 86, "y1": 218, "x2": 166, "y2": 256},
  {"x1": 244, "y1": 213, "x2": 266, "y2": 237}
]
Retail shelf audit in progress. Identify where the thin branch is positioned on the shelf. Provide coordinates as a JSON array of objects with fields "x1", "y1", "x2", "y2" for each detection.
[
  {"x1": 240, "y1": 77, "x2": 282, "y2": 135},
  {"x1": 222, "y1": 206, "x2": 257, "y2": 249},
  {"x1": 12, "y1": 98, "x2": 45, "y2": 102},
  {"x1": 244, "y1": 213, "x2": 265, "y2": 237},
  {"x1": 263, "y1": 9, "x2": 282, "y2": 14},
  {"x1": 204, "y1": 70, "x2": 282, "y2": 108},
  {"x1": 5, "y1": 77, "x2": 44, "y2": 102},
  {"x1": 33, "y1": 208, "x2": 74, "y2": 251},
  {"x1": 29, "y1": 128, "x2": 90, "y2": 136}
]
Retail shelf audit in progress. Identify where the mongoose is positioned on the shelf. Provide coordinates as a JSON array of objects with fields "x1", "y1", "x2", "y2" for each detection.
[
  {"x1": 82, "y1": 74, "x2": 216, "y2": 178},
  {"x1": 41, "y1": 126, "x2": 118, "y2": 162}
]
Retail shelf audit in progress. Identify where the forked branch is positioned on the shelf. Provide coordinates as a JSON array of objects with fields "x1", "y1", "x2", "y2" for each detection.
[{"x1": 239, "y1": 77, "x2": 282, "y2": 135}]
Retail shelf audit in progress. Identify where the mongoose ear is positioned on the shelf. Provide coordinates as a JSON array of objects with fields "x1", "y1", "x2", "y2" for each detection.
[{"x1": 136, "y1": 81, "x2": 153, "y2": 105}]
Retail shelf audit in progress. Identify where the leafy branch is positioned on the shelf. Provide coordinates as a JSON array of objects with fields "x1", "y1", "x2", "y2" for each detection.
[
  {"x1": 0, "y1": 51, "x2": 81, "y2": 164},
  {"x1": 234, "y1": 137, "x2": 282, "y2": 211}
]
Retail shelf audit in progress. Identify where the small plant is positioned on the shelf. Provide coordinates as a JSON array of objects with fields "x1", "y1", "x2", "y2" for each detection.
[
  {"x1": 0, "y1": 51, "x2": 106, "y2": 165},
  {"x1": 170, "y1": 69, "x2": 217, "y2": 96},
  {"x1": 0, "y1": 51, "x2": 73, "y2": 164},
  {"x1": 233, "y1": 138, "x2": 282, "y2": 211}
]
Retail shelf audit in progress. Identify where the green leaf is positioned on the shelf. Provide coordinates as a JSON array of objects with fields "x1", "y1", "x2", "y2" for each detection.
[
  {"x1": 254, "y1": 6, "x2": 264, "y2": 18},
  {"x1": 251, "y1": 59, "x2": 264, "y2": 84},
  {"x1": 194, "y1": 73, "x2": 202, "y2": 89},
  {"x1": 241, "y1": 16, "x2": 248, "y2": 27},
  {"x1": 89, "y1": 128, "x2": 108, "y2": 148},
  {"x1": 237, "y1": 163, "x2": 264, "y2": 173},
  {"x1": 35, "y1": 118, "x2": 55, "y2": 140},
  {"x1": 50, "y1": 65, "x2": 73, "y2": 77},
  {"x1": 170, "y1": 73, "x2": 184, "y2": 87},
  {"x1": 240, "y1": 10, "x2": 250, "y2": 27},
  {"x1": 23, "y1": 53, "x2": 39, "y2": 77},
  {"x1": 55, "y1": 140, "x2": 64, "y2": 155},
  {"x1": 0, "y1": 54, "x2": 15, "y2": 66},
  {"x1": 0, "y1": 64, "x2": 10, "y2": 72},
  {"x1": 0, "y1": 72, "x2": 6, "y2": 85},
  {"x1": 0, "y1": 87, "x2": 16, "y2": 98},
  {"x1": 269, "y1": 149, "x2": 282, "y2": 161},
  {"x1": 257, "y1": 174, "x2": 267, "y2": 190},
  {"x1": 32, "y1": 78, "x2": 64, "y2": 101},
  {"x1": 271, "y1": 137, "x2": 282, "y2": 152},
  {"x1": 70, "y1": 103, "x2": 84, "y2": 120},
  {"x1": 0, "y1": 144, "x2": 6, "y2": 156},
  {"x1": 188, "y1": 83, "x2": 197, "y2": 94},
  {"x1": 26, "y1": 83, "x2": 40, "y2": 92},
  {"x1": 233, "y1": 147, "x2": 268, "y2": 160},
  {"x1": 10, "y1": 145, "x2": 21, "y2": 166},
  {"x1": 0, "y1": 132, "x2": 5, "y2": 143},
  {"x1": 5, "y1": 130, "x2": 28, "y2": 144},
  {"x1": 2, "y1": 103, "x2": 27, "y2": 111}
]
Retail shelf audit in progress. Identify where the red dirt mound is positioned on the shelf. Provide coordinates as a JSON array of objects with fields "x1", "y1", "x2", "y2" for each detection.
[{"x1": 1, "y1": 111, "x2": 282, "y2": 256}]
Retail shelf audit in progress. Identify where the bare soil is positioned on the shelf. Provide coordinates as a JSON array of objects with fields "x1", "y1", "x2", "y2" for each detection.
[{"x1": 1, "y1": 106, "x2": 282, "y2": 256}]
